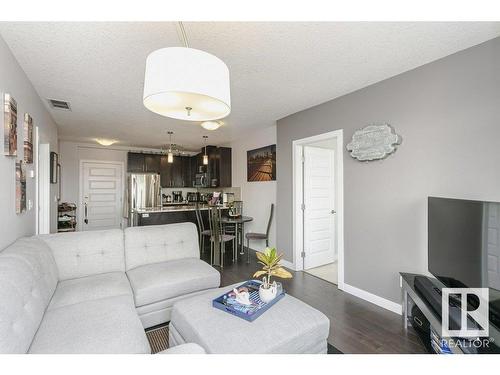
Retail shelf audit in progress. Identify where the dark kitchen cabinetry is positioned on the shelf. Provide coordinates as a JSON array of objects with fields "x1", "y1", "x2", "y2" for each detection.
[
  {"x1": 160, "y1": 155, "x2": 192, "y2": 188},
  {"x1": 191, "y1": 146, "x2": 231, "y2": 188},
  {"x1": 127, "y1": 152, "x2": 161, "y2": 173},
  {"x1": 217, "y1": 147, "x2": 232, "y2": 187},
  {"x1": 144, "y1": 154, "x2": 161, "y2": 173},
  {"x1": 128, "y1": 148, "x2": 231, "y2": 188},
  {"x1": 127, "y1": 152, "x2": 145, "y2": 173}
]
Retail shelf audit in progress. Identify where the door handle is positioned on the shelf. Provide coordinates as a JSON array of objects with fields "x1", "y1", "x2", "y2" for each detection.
[{"x1": 331, "y1": 210, "x2": 336, "y2": 214}]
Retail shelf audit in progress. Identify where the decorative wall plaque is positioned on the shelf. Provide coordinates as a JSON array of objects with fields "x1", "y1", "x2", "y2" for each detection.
[
  {"x1": 4, "y1": 93, "x2": 17, "y2": 156},
  {"x1": 346, "y1": 124, "x2": 402, "y2": 161}
]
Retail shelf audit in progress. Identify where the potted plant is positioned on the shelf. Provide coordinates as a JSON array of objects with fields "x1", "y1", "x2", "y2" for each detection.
[{"x1": 253, "y1": 247, "x2": 293, "y2": 303}]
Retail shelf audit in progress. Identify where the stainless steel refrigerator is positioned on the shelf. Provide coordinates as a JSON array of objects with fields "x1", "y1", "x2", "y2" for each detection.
[{"x1": 128, "y1": 173, "x2": 161, "y2": 226}]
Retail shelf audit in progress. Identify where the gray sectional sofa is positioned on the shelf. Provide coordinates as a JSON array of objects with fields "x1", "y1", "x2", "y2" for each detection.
[{"x1": 0, "y1": 222, "x2": 220, "y2": 354}]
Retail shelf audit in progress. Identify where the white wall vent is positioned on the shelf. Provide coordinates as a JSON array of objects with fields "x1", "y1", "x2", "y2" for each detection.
[{"x1": 48, "y1": 99, "x2": 71, "y2": 110}]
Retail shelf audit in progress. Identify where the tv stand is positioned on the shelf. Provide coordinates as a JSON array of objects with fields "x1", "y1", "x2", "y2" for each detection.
[{"x1": 400, "y1": 273, "x2": 487, "y2": 354}]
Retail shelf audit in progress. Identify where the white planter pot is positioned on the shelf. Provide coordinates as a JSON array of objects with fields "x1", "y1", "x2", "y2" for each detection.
[{"x1": 259, "y1": 283, "x2": 277, "y2": 303}]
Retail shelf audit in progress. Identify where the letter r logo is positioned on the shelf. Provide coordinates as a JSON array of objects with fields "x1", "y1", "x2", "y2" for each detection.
[{"x1": 441, "y1": 288, "x2": 489, "y2": 338}]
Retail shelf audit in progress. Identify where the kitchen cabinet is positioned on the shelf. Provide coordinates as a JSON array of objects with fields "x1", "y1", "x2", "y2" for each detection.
[
  {"x1": 144, "y1": 154, "x2": 161, "y2": 173},
  {"x1": 127, "y1": 152, "x2": 161, "y2": 173},
  {"x1": 191, "y1": 146, "x2": 231, "y2": 188},
  {"x1": 160, "y1": 155, "x2": 191, "y2": 188},
  {"x1": 160, "y1": 155, "x2": 173, "y2": 187},
  {"x1": 129, "y1": 148, "x2": 231, "y2": 188},
  {"x1": 127, "y1": 152, "x2": 145, "y2": 173},
  {"x1": 218, "y1": 147, "x2": 232, "y2": 187}
]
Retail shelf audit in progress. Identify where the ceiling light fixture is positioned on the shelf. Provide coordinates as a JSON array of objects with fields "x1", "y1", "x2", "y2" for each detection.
[
  {"x1": 200, "y1": 120, "x2": 222, "y2": 131},
  {"x1": 95, "y1": 139, "x2": 117, "y2": 146},
  {"x1": 167, "y1": 131, "x2": 174, "y2": 163},
  {"x1": 143, "y1": 22, "x2": 231, "y2": 121},
  {"x1": 203, "y1": 136, "x2": 209, "y2": 165}
]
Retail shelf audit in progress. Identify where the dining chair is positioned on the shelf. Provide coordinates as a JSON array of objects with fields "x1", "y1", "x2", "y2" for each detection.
[
  {"x1": 208, "y1": 206, "x2": 236, "y2": 268},
  {"x1": 195, "y1": 202, "x2": 211, "y2": 255},
  {"x1": 245, "y1": 203, "x2": 274, "y2": 262}
]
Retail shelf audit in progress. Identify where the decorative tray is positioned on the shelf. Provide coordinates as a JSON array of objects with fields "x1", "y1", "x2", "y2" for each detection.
[{"x1": 212, "y1": 280, "x2": 285, "y2": 322}]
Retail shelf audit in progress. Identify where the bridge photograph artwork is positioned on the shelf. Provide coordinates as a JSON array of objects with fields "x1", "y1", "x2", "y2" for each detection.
[{"x1": 247, "y1": 144, "x2": 276, "y2": 182}]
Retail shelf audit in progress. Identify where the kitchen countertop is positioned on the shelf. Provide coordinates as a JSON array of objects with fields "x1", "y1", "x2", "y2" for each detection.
[{"x1": 134, "y1": 204, "x2": 230, "y2": 214}]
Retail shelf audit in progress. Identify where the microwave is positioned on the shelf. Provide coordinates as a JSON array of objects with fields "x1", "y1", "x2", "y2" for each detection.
[{"x1": 194, "y1": 173, "x2": 207, "y2": 188}]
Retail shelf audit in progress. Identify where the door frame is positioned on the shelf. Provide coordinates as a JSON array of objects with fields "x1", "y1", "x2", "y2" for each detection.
[
  {"x1": 37, "y1": 141, "x2": 51, "y2": 235},
  {"x1": 78, "y1": 159, "x2": 125, "y2": 231},
  {"x1": 292, "y1": 129, "x2": 345, "y2": 289}
]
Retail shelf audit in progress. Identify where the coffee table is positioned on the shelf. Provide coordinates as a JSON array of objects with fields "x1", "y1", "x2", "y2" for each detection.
[{"x1": 169, "y1": 283, "x2": 330, "y2": 354}]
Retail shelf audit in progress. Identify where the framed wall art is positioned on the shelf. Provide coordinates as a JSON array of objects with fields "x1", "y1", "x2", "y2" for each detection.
[
  {"x1": 3, "y1": 93, "x2": 17, "y2": 156},
  {"x1": 50, "y1": 151, "x2": 59, "y2": 184},
  {"x1": 16, "y1": 160, "x2": 26, "y2": 214},
  {"x1": 24, "y1": 113, "x2": 33, "y2": 164},
  {"x1": 247, "y1": 144, "x2": 276, "y2": 182}
]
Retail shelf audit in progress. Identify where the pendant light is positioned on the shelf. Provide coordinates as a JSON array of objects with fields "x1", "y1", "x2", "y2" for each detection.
[
  {"x1": 167, "y1": 131, "x2": 174, "y2": 163},
  {"x1": 203, "y1": 136, "x2": 209, "y2": 165},
  {"x1": 200, "y1": 120, "x2": 222, "y2": 131},
  {"x1": 143, "y1": 22, "x2": 231, "y2": 121}
]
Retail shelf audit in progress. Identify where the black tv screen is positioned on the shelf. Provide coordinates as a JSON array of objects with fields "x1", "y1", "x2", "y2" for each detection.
[{"x1": 428, "y1": 197, "x2": 500, "y2": 292}]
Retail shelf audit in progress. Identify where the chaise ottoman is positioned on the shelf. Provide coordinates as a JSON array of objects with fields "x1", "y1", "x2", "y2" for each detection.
[{"x1": 169, "y1": 283, "x2": 330, "y2": 354}]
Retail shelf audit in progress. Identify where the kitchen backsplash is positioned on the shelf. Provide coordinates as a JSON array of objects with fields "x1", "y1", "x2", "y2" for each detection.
[{"x1": 161, "y1": 187, "x2": 241, "y2": 201}]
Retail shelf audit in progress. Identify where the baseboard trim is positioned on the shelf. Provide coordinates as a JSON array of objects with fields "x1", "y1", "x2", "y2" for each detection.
[
  {"x1": 342, "y1": 283, "x2": 402, "y2": 315},
  {"x1": 280, "y1": 259, "x2": 296, "y2": 271}
]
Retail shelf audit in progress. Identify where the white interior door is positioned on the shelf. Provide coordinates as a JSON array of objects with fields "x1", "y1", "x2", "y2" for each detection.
[
  {"x1": 303, "y1": 146, "x2": 336, "y2": 269},
  {"x1": 80, "y1": 161, "x2": 123, "y2": 231}
]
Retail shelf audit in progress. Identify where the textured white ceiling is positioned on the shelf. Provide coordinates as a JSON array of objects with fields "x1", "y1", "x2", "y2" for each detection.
[{"x1": 1, "y1": 22, "x2": 499, "y2": 150}]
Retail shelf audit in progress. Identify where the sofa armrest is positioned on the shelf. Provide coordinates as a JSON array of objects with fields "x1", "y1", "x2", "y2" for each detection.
[{"x1": 158, "y1": 343, "x2": 206, "y2": 354}]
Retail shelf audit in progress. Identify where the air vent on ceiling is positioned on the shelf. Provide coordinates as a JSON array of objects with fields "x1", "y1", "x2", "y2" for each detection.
[{"x1": 48, "y1": 99, "x2": 71, "y2": 111}]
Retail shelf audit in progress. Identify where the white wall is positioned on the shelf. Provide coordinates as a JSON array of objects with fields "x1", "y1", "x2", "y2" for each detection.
[
  {"x1": 0, "y1": 36, "x2": 58, "y2": 250},
  {"x1": 226, "y1": 125, "x2": 277, "y2": 250}
]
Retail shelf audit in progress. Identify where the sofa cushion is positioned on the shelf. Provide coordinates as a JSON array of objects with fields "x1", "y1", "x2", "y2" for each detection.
[
  {"x1": 124, "y1": 223, "x2": 199, "y2": 271},
  {"x1": 127, "y1": 258, "x2": 220, "y2": 307},
  {"x1": 48, "y1": 272, "x2": 133, "y2": 310},
  {"x1": 0, "y1": 237, "x2": 58, "y2": 353},
  {"x1": 29, "y1": 295, "x2": 150, "y2": 354},
  {"x1": 41, "y1": 229, "x2": 125, "y2": 280}
]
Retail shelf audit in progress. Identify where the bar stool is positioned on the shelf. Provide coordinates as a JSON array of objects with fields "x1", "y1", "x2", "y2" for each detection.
[{"x1": 208, "y1": 206, "x2": 236, "y2": 268}]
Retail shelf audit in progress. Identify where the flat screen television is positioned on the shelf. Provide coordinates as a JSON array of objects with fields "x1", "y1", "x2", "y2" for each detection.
[{"x1": 428, "y1": 196, "x2": 500, "y2": 328}]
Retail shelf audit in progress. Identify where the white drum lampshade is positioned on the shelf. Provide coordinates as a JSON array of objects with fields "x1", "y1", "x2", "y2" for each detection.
[{"x1": 143, "y1": 47, "x2": 231, "y2": 121}]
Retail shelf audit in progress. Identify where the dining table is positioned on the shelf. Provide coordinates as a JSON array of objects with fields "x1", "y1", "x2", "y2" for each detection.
[{"x1": 221, "y1": 215, "x2": 253, "y2": 262}]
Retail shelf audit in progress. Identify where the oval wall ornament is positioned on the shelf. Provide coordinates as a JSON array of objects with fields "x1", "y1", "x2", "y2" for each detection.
[{"x1": 346, "y1": 124, "x2": 402, "y2": 161}]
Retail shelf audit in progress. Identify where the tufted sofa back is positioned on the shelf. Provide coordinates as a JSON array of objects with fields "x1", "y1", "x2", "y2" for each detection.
[
  {"x1": 124, "y1": 222, "x2": 199, "y2": 271},
  {"x1": 0, "y1": 237, "x2": 59, "y2": 353},
  {"x1": 40, "y1": 229, "x2": 125, "y2": 281}
]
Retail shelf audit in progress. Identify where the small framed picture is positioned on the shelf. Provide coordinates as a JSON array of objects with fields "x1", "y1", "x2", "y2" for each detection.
[
  {"x1": 24, "y1": 113, "x2": 33, "y2": 164},
  {"x1": 16, "y1": 160, "x2": 26, "y2": 214},
  {"x1": 50, "y1": 151, "x2": 58, "y2": 184},
  {"x1": 4, "y1": 93, "x2": 17, "y2": 156}
]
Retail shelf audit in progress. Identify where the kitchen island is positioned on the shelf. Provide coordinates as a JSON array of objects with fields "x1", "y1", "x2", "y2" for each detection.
[{"x1": 132, "y1": 204, "x2": 229, "y2": 227}]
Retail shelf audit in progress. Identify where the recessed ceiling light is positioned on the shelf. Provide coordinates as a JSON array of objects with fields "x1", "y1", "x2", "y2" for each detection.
[
  {"x1": 95, "y1": 139, "x2": 117, "y2": 146},
  {"x1": 200, "y1": 121, "x2": 223, "y2": 131}
]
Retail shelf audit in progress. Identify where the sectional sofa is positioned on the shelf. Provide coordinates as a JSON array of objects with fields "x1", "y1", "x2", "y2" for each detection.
[{"x1": 0, "y1": 222, "x2": 220, "y2": 354}]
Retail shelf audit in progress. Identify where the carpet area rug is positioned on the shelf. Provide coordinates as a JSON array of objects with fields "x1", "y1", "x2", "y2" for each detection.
[{"x1": 146, "y1": 324, "x2": 343, "y2": 354}]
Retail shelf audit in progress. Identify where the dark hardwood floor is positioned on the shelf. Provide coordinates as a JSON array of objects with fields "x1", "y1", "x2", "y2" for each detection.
[{"x1": 201, "y1": 248, "x2": 427, "y2": 354}]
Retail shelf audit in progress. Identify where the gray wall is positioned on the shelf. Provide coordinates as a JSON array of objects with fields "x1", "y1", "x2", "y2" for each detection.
[
  {"x1": 276, "y1": 37, "x2": 500, "y2": 304},
  {"x1": 0, "y1": 35, "x2": 59, "y2": 250}
]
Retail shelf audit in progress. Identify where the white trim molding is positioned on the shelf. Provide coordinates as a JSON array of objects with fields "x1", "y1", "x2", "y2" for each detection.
[
  {"x1": 342, "y1": 283, "x2": 402, "y2": 315},
  {"x1": 292, "y1": 129, "x2": 344, "y2": 285},
  {"x1": 280, "y1": 259, "x2": 297, "y2": 271}
]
